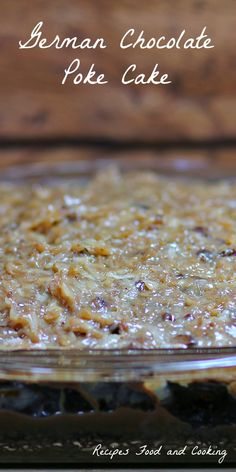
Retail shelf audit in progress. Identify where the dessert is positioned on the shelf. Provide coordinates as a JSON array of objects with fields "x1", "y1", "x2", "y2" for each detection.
[
  {"x1": 0, "y1": 163, "x2": 235, "y2": 465},
  {"x1": 0, "y1": 167, "x2": 236, "y2": 350}
]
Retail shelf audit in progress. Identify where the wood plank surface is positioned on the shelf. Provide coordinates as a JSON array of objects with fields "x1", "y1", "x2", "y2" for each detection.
[
  {"x1": 0, "y1": 0, "x2": 235, "y2": 141},
  {"x1": 0, "y1": 148, "x2": 235, "y2": 180}
]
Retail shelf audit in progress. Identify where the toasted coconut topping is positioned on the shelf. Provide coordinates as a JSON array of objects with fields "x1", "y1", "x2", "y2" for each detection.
[{"x1": 0, "y1": 168, "x2": 236, "y2": 349}]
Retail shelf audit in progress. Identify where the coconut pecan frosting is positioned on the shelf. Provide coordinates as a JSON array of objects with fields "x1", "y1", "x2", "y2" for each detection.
[{"x1": 0, "y1": 168, "x2": 236, "y2": 349}]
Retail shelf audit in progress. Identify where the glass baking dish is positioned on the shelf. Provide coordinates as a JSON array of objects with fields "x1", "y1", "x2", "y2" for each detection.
[{"x1": 0, "y1": 155, "x2": 235, "y2": 467}]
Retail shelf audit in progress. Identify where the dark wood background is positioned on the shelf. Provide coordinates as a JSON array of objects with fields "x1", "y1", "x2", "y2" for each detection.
[{"x1": 0, "y1": 0, "x2": 235, "y2": 167}]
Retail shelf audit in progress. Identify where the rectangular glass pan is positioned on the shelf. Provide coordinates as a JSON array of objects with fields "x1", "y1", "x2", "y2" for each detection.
[{"x1": 0, "y1": 155, "x2": 235, "y2": 466}]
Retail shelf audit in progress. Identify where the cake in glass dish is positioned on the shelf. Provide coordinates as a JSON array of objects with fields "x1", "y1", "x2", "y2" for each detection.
[{"x1": 0, "y1": 160, "x2": 235, "y2": 465}]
